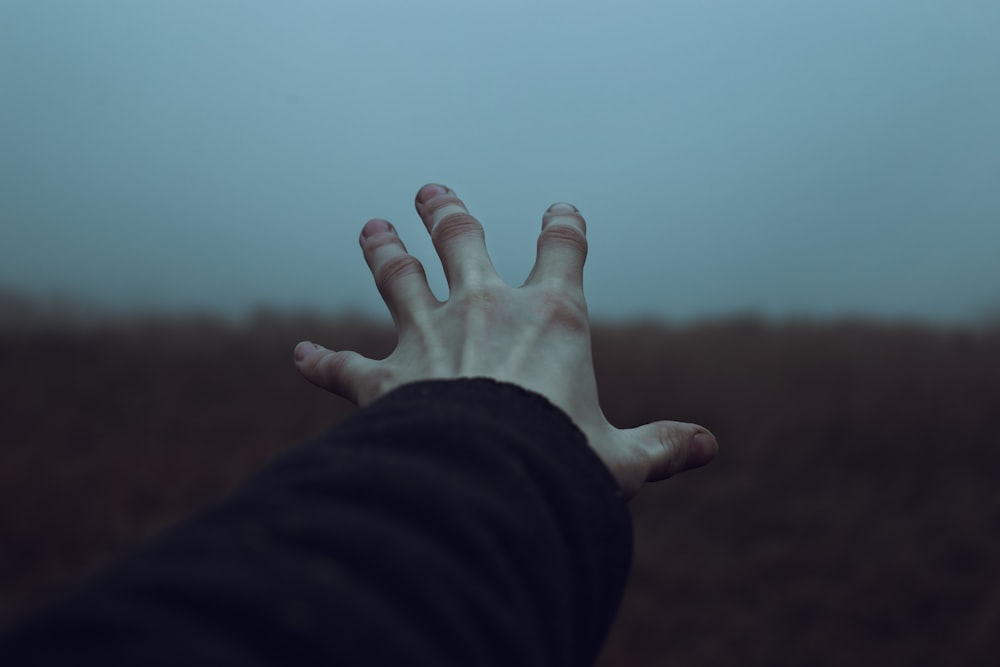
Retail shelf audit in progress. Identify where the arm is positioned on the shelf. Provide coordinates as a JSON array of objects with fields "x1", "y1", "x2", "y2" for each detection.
[
  {"x1": 0, "y1": 183, "x2": 716, "y2": 666},
  {"x1": 0, "y1": 378, "x2": 630, "y2": 666}
]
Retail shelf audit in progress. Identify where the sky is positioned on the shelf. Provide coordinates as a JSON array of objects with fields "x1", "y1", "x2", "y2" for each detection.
[{"x1": 2, "y1": 0, "x2": 999, "y2": 324}]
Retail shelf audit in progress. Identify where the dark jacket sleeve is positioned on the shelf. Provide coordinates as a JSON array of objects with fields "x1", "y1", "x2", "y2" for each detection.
[{"x1": 0, "y1": 378, "x2": 633, "y2": 666}]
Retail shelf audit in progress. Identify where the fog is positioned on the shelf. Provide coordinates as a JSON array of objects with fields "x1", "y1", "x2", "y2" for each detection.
[{"x1": 2, "y1": 0, "x2": 998, "y2": 324}]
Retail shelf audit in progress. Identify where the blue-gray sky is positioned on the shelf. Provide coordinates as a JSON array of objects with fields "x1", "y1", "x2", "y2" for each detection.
[{"x1": 2, "y1": 0, "x2": 999, "y2": 323}]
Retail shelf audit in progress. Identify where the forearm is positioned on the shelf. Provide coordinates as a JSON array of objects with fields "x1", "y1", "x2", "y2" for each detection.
[{"x1": 0, "y1": 379, "x2": 632, "y2": 666}]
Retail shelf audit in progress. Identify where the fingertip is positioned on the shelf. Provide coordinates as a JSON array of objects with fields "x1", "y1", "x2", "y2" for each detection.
[
  {"x1": 635, "y1": 420, "x2": 719, "y2": 483},
  {"x1": 416, "y1": 183, "x2": 450, "y2": 205},
  {"x1": 542, "y1": 202, "x2": 587, "y2": 234},
  {"x1": 546, "y1": 202, "x2": 578, "y2": 215},
  {"x1": 361, "y1": 219, "x2": 394, "y2": 239},
  {"x1": 690, "y1": 429, "x2": 719, "y2": 467},
  {"x1": 293, "y1": 341, "x2": 323, "y2": 363}
]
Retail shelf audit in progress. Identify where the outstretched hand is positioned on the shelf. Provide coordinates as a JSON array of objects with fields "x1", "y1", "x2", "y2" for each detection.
[{"x1": 293, "y1": 184, "x2": 717, "y2": 498}]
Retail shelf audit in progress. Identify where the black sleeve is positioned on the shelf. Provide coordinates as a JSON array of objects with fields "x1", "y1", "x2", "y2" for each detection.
[{"x1": 0, "y1": 378, "x2": 633, "y2": 667}]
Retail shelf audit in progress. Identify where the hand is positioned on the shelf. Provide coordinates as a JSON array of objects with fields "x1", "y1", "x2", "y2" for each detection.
[{"x1": 294, "y1": 183, "x2": 717, "y2": 498}]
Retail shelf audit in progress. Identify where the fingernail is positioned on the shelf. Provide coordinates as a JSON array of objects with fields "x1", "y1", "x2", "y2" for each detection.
[
  {"x1": 362, "y1": 219, "x2": 393, "y2": 238},
  {"x1": 691, "y1": 430, "x2": 719, "y2": 463},
  {"x1": 546, "y1": 202, "x2": 578, "y2": 214},
  {"x1": 416, "y1": 183, "x2": 449, "y2": 204}
]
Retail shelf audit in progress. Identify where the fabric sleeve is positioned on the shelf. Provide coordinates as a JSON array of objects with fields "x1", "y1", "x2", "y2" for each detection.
[{"x1": 0, "y1": 378, "x2": 633, "y2": 666}]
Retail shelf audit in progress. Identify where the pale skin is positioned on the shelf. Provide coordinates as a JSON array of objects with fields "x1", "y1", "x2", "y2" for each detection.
[{"x1": 293, "y1": 183, "x2": 718, "y2": 499}]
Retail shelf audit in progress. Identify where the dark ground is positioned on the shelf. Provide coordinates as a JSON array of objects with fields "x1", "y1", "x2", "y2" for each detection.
[{"x1": 1, "y1": 307, "x2": 998, "y2": 666}]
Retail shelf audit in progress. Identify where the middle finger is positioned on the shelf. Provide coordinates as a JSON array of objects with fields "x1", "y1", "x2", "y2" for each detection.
[{"x1": 414, "y1": 184, "x2": 502, "y2": 291}]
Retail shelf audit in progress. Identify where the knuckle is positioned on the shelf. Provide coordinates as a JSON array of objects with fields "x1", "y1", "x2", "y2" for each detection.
[
  {"x1": 314, "y1": 350, "x2": 374, "y2": 406},
  {"x1": 543, "y1": 209, "x2": 588, "y2": 233},
  {"x1": 654, "y1": 422, "x2": 696, "y2": 477},
  {"x1": 538, "y1": 223, "x2": 588, "y2": 258},
  {"x1": 432, "y1": 211, "x2": 485, "y2": 247},
  {"x1": 314, "y1": 349, "x2": 353, "y2": 385},
  {"x1": 363, "y1": 231, "x2": 400, "y2": 252},
  {"x1": 375, "y1": 253, "x2": 425, "y2": 291},
  {"x1": 534, "y1": 286, "x2": 589, "y2": 333},
  {"x1": 657, "y1": 422, "x2": 685, "y2": 451},
  {"x1": 451, "y1": 284, "x2": 505, "y2": 312}
]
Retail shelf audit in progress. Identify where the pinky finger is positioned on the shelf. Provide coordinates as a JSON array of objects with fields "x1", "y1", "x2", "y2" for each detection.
[{"x1": 293, "y1": 341, "x2": 377, "y2": 406}]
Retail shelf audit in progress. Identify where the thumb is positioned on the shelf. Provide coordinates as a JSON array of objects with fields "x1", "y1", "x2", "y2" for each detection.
[
  {"x1": 293, "y1": 341, "x2": 375, "y2": 406},
  {"x1": 627, "y1": 420, "x2": 719, "y2": 484}
]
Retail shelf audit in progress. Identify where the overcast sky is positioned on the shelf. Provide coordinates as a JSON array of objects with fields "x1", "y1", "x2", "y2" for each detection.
[{"x1": 2, "y1": 0, "x2": 998, "y2": 324}]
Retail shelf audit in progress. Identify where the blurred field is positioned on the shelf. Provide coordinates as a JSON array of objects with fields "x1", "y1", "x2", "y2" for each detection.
[{"x1": 1, "y1": 303, "x2": 998, "y2": 666}]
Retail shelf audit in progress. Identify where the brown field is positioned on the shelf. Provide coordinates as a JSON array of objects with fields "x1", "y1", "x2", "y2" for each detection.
[{"x1": 1, "y1": 305, "x2": 998, "y2": 665}]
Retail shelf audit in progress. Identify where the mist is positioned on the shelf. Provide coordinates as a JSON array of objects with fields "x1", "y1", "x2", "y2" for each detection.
[{"x1": 2, "y1": 0, "x2": 998, "y2": 324}]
